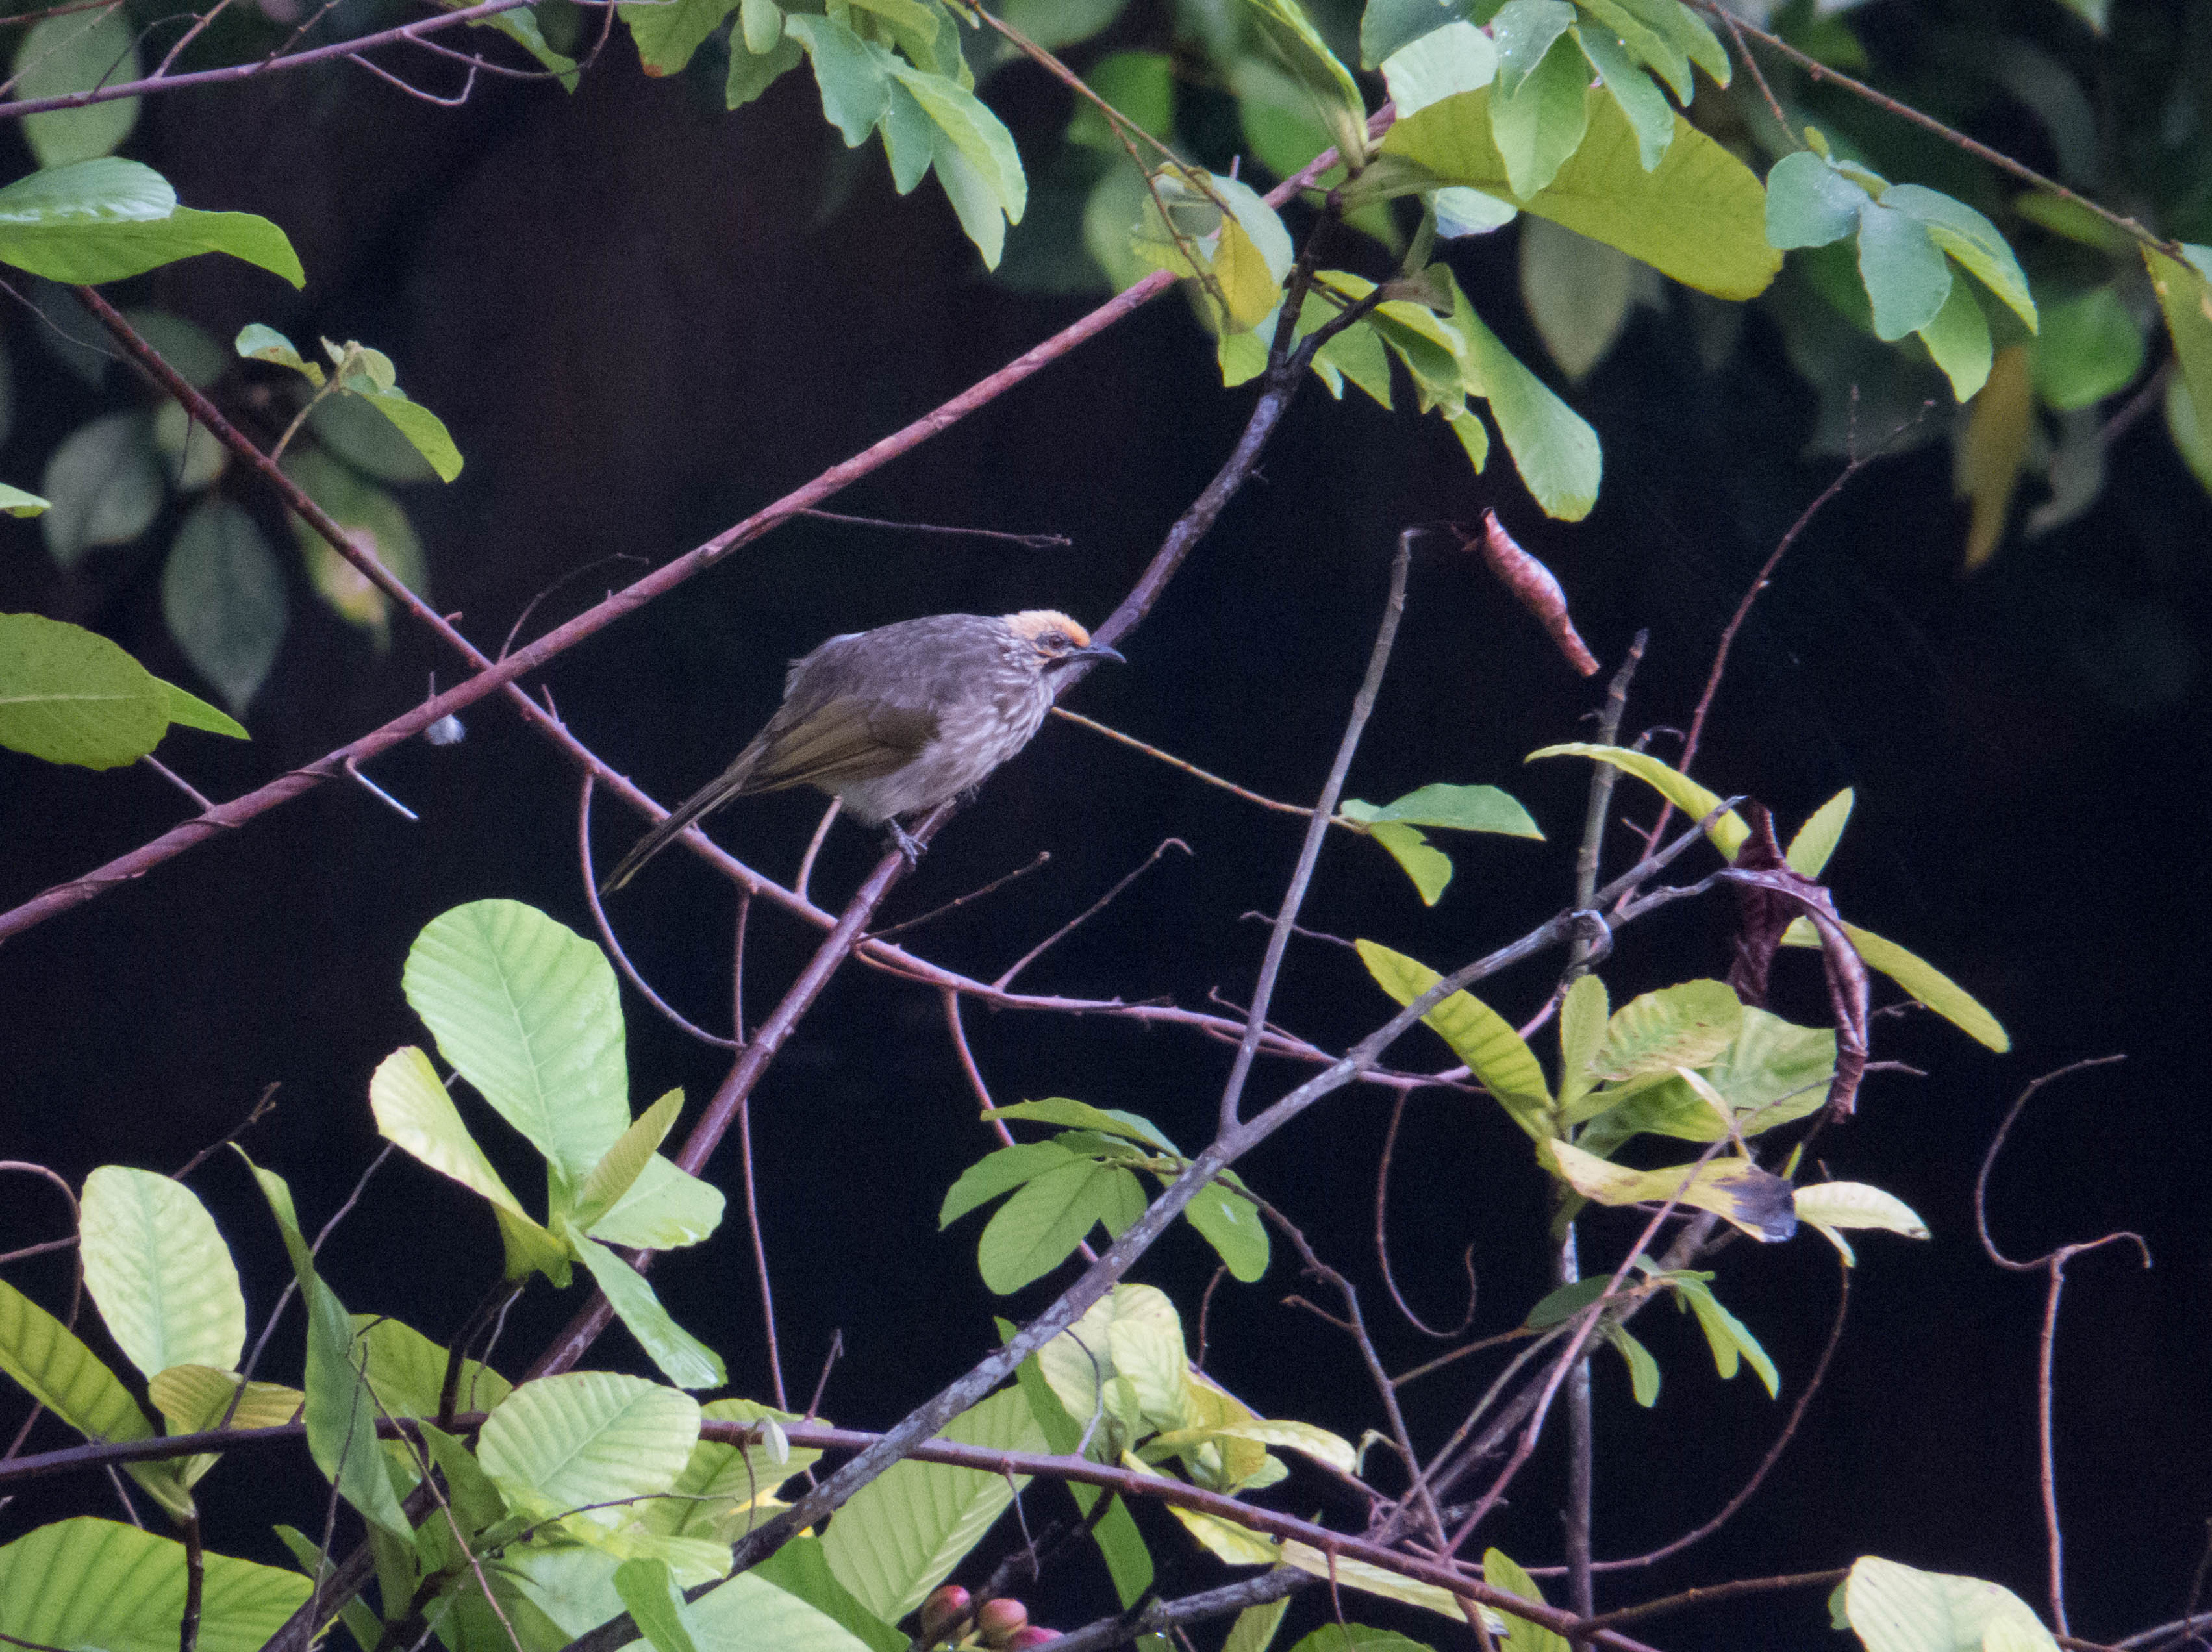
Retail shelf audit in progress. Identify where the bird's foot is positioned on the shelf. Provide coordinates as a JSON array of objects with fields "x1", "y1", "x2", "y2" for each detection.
[{"x1": 885, "y1": 820, "x2": 925, "y2": 867}]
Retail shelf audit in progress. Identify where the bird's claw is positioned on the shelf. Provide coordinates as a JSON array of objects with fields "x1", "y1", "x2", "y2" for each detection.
[{"x1": 886, "y1": 820, "x2": 925, "y2": 867}]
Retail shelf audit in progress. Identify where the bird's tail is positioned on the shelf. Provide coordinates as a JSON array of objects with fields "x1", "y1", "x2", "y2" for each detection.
[{"x1": 597, "y1": 742, "x2": 766, "y2": 894}]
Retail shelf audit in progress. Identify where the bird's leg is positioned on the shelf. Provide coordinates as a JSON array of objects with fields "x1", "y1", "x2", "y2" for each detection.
[{"x1": 884, "y1": 818, "x2": 925, "y2": 867}]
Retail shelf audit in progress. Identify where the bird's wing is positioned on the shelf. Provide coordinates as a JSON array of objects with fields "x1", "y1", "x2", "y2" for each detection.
[{"x1": 744, "y1": 696, "x2": 938, "y2": 792}]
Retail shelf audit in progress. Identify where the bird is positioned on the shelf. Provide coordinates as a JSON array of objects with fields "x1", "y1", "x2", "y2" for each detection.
[{"x1": 599, "y1": 609, "x2": 1124, "y2": 894}]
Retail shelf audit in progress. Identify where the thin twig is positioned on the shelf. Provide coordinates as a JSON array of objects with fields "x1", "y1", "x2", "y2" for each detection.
[
  {"x1": 578, "y1": 775, "x2": 738, "y2": 1049},
  {"x1": 1218, "y1": 531, "x2": 1413, "y2": 1136},
  {"x1": 1050, "y1": 708, "x2": 1341, "y2": 820},
  {"x1": 794, "y1": 508, "x2": 1070, "y2": 548},
  {"x1": 139, "y1": 754, "x2": 217, "y2": 813},
  {"x1": 794, "y1": 798, "x2": 840, "y2": 905},
  {"x1": 870, "y1": 853, "x2": 1051, "y2": 942},
  {"x1": 1374, "y1": 1093, "x2": 1476, "y2": 1338},
  {"x1": 1570, "y1": 1569, "x2": 1850, "y2": 1635},
  {"x1": 994, "y1": 839, "x2": 1190, "y2": 992}
]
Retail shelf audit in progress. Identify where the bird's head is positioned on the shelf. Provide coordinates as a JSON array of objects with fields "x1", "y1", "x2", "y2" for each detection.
[{"x1": 1004, "y1": 610, "x2": 1125, "y2": 670}]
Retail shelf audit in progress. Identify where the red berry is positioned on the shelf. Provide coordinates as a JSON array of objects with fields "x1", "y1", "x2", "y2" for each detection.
[
  {"x1": 919, "y1": 1586, "x2": 972, "y2": 1642},
  {"x1": 976, "y1": 1599, "x2": 1029, "y2": 1646}
]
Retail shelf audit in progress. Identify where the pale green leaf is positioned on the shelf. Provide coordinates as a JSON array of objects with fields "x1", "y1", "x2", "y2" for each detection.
[
  {"x1": 1181, "y1": 1175, "x2": 1268, "y2": 1281},
  {"x1": 0, "y1": 482, "x2": 49, "y2": 516},
  {"x1": 1785, "y1": 921, "x2": 2009, "y2": 1052},
  {"x1": 1671, "y1": 1275, "x2": 1779, "y2": 1394},
  {"x1": 819, "y1": 1386, "x2": 1046, "y2": 1620},
  {"x1": 1886, "y1": 184, "x2": 2036, "y2": 331},
  {"x1": 1239, "y1": 0, "x2": 1369, "y2": 167},
  {"x1": 1590, "y1": 979, "x2": 1742, "y2": 1080},
  {"x1": 784, "y1": 12, "x2": 890, "y2": 142},
  {"x1": 575, "y1": 1089, "x2": 685, "y2": 1230},
  {"x1": 1765, "y1": 149, "x2": 1869, "y2": 249},
  {"x1": 616, "y1": 1558, "x2": 701, "y2": 1652},
  {"x1": 1603, "y1": 1323, "x2": 1660, "y2": 1406},
  {"x1": 1525, "y1": 742, "x2": 1747, "y2": 855},
  {"x1": 1368, "y1": 820, "x2": 1455, "y2": 903},
  {"x1": 1356, "y1": 940, "x2": 1553, "y2": 1136},
  {"x1": 145, "y1": 1365, "x2": 301, "y2": 1433},
  {"x1": 1340, "y1": 781, "x2": 1543, "y2": 836},
  {"x1": 1918, "y1": 274, "x2": 1992, "y2": 400},
  {"x1": 1855, "y1": 197, "x2": 1952, "y2": 342},
  {"x1": 588, "y1": 1152, "x2": 727, "y2": 1251},
  {"x1": 1455, "y1": 285, "x2": 1602, "y2": 519},
  {"x1": 1520, "y1": 214, "x2": 1635, "y2": 381},
  {"x1": 341, "y1": 381, "x2": 463, "y2": 482},
  {"x1": 2031, "y1": 284, "x2": 2143, "y2": 410},
  {"x1": 0, "y1": 611, "x2": 168, "y2": 768},
  {"x1": 0, "y1": 1519, "x2": 309, "y2": 1652},
  {"x1": 79, "y1": 1166, "x2": 244, "y2": 1381},
  {"x1": 2147, "y1": 247, "x2": 2212, "y2": 453},
  {"x1": 402, "y1": 899, "x2": 632, "y2": 1200},
  {"x1": 1785, "y1": 788, "x2": 1854, "y2": 877},
  {"x1": 1792, "y1": 1181, "x2": 1928, "y2": 1241},
  {"x1": 1490, "y1": 32, "x2": 1589, "y2": 197},
  {"x1": 1557, "y1": 971, "x2": 1607, "y2": 1113},
  {"x1": 1490, "y1": 0, "x2": 1576, "y2": 99},
  {"x1": 1379, "y1": 19, "x2": 1495, "y2": 112},
  {"x1": 1364, "y1": 0, "x2": 1478, "y2": 66},
  {"x1": 234, "y1": 323, "x2": 323, "y2": 385},
  {"x1": 942, "y1": 1142, "x2": 1083, "y2": 1227},
  {"x1": 686, "y1": 1568, "x2": 888, "y2": 1652},
  {"x1": 620, "y1": 0, "x2": 738, "y2": 75},
  {"x1": 351, "y1": 1313, "x2": 512, "y2": 1419},
  {"x1": 370, "y1": 1044, "x2": 540, "y2": 1227},
  {"x1": 479, "y1": 1371, "x2": 703, "y2": 1524},
  {"x1": 1383, "y1": 84, "x2": 1780, "y2": 298},
  {"x1": 983, "y1": 1098, "x2": 1175, "y2": 1148},
  {"x1": 977, "y1": 1159, "x2": 1146, "y2": 1293},
  {"x1": 1546, "y1": 1140, "x2": 1799, "y2": 1244},
  {"x1": 1838, "y1": 1555, "x2": 2058, "y2": 1652},
  {"x1": 1574, "y1": 25, "x2": 1672, "y2": 173},
  {"x1": 0, "y1": 1277, "x2": 152, "y2": 1444},
  {"x1": 1483, "y1": 1547, "x2": 1567, "y2": 1652}
]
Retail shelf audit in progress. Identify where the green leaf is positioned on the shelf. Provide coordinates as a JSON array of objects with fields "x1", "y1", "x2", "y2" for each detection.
[
  {"x1": 1670, "y1": 1275, "x2": 1779, "y2": 1394},
  {"x1": 351, "y1": 1313, "x2": 512, "y2": 1418},
  {"x1": 1224, "y1": 1599, "x2": 1293, "y2": 1652},
  {"x1": 2031, "y1": 284, "x2": 2144, "y2": 410},
  {"x1": 305, "y1": 388, "x2": 433, "y2": 483},
  {"x1": 1557, "y1": 971, "x2": 1607, "y2": 1113},
  {"x1": 1603, "y1": 1323, "x2": 1660, "y2": 1406},
  {"x1": 145, "y1": 1365, "x2": 302, "y2": 1434},
  {"x1": 575, "y1": 1088, "x2": 685, "y2": 1230},
  {"x1": 567, "y1": 1234, "x2": 728, "y2": 1389},
  {"x1": 587, "y1": 1153, "x2": 726, "y2": 1251},
  {"x1": 1886, "y1": 184, "x2": 2036, "y2": 331},
  {"x1": 940, "y1": 1140, "x2": 1083, "y2": 1226},
  {"x1": 2168, "y1": 374, "x2": 2212, "y2": 496},
  {"x1": 1363, "y1": 0, "x2": 1477, "y2": 66},
  {"x1": 0, "y1": 612, "x2": 169, "y2": 768},
  {"x1": 2147, "y1": 247, "x2": 2212, "y2": 451},
  {"x1": 1577, "y1": 1007, "x2": 1834, "y2": 1146},
  {"x1": 1574, "y1": 25, "x2": 1672, "y2": 173},
  {"x1": 1793, "y1": 1181, "x2": 1929, "y2": 1264},
  {"x1": 1519, "y1": 215, "x2": 1635, "y2": 381},
  {"x1": 1482, "y1": 1548, "x2": 1567, "y2": 1652},
  {"x1": 1181, "y1": 1175, "x2": 1269, "y2": 1281},
  {"x1": 616, "y1": 1557, "x2": 701, "y2": 1652},
  {"x1": 79, "y1": 1166, "x2": 245, "y2": 1381},
  {"x1": 983, "y1": 1098, "x2": 1177, "y2": 1148},
  {"x1": 1855, "y1": 195, "x2": 1952, "y2": 342},
  {"x1": 1368, "y1": 820, "x2": 1455, "y2": 903},
  {"x1": 338, "y1": 379, "x2": 464, "y2": 482},
  {"x1": 727, "y1": 31, "x2": 804, "y2": 106},
  {"x1": 152, "y1": 398, "x2": 227, "y2": 493},
  {"x1": 1490, "y1": 0, "x2": 1576, "y2": 99},
  {"x1": 819, "y1": 1386, "x2": 1047, "y2": 1620},
  {"x1": 892, "y1": 62, "x2": 1027, "y2": 266},
  {"x1": 1785, "y1": 788, "x2": 1853, "y2": 877},
  {"x1": 1455, "y1": 283, "x2": 1602, "y2": 519},
  {"x1": 1590, "y1": 979, "x2": 1742, "y2": 1080},
  {"x1": 751, "y1": 1538, "x2": 907, "y2": 1652},
  {"x1": 479, "y1": 1371, "x2": 703, "y2": 1527},
  {"x1": 1489, "y1": 31, "x2": 1589, "y2": 197},
  {"x1": 1383, "y1": 84, "x2": 1781, "y2": 298},
  {"x1": 234, "y1": 323, "x2": 325, "y2": 385},
  {"x1": 1781, "y1": 922, "x2": 2009, "y2": 1053},
  {"x1": 0, "y1": 1277, "x2": 153, "y2": 1446},
  {"x1": 1577, "y1": 0, "x2": 1687, "y2": 100},
  {"x1": 621, "y1": 0, "x2": 739, "y2": 75},
  {"x1": 686, "y1": 1570, "x2": 889, "y2": 1652},
  {"x1": 40, "y1": 409, "x2": 162, "y2": 567},
  {"x1": 1067, "y1": 50, "x2": 1174, "y2": 150},
  {"x1": 162, "y1": 497, "x2": 288, "y2": 715},
  {"x1": 415, "y1": 1418, "x2": 508, "y2": 1534},
  {"x1": 0, "y1": 1519, "x2": 310, "y2": 1652},
  {"x1": 281, "y1": 446, "x2": 426, "y2": 641},
  {"x1": 999, "y1": 0, "x2": 1130, "y2": 50},
  {"x1": 785, "y1": 13, "x2": 890, "y2": 143},
  {"x1": 155, "y1": 677, "x2": 245, "y2": 738},
  {"x1": 1837, "y1": 1555, "x2": 2059, "y2": 1652},
  {"x1": 402, "y1": 899, "x2": 633, "y2": 1202},
  {"x1": 1379, "y1": 21, "x2": 1497, "y2": 117},
  {"x1": 1355, "y1": 940, "x2": 1554, "y2": 1137},
  {"x1": 1547, "y1": 1140, "x2": 1798, "y2": 1245},
  {"x1": 0, "y1": 159, "x2": 303, "y2": 287},
  {"x1": 1917, "y1": 268, "x2": 1992, "y2": 400},
  {"x1": 1612, "y1": 0, "x2": 1726, "y2": 85},
  {"x1": 238, "y1": 1151, "x2": 412, "y2": 1536},
  {"x1": 1524, "y1": 742, "x2": 1748, "y2": 856},
  {"x1": 977, "y1": 1158, "x2": 1147, "y2": 1293},
  {"x1": 1, "y1": 482, "x2": 49, "y2": 516},
  {"x1": 1341, "y1": 781, "x2": 1544, "y2": 836},
  {"x1": 1239, "y1": 0, "x2": 1370, "y2": 168},
  {"x1": 14, "y1": 11, "x2": 141, "y2": 168},
  {"x1": 477, "y1": 5, "x2": 579, "y2": 88},
  {"x1": 1765, "y1": 149, "x2": 1869, "y2": 249},
  {"x1": 646, "y1": 1397, "x2": 822, "y2": 1543}
]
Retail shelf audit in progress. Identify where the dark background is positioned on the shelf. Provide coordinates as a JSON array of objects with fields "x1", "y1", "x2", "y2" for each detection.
[{"x1": 4, "y1": 12, "x2": 2211, "y2": 1647}]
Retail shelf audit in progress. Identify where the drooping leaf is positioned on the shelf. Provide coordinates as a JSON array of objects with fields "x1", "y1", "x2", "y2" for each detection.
[
  {"x1": 0, "y1": 1277, "x2": 153, "y2": 1447},
  {"x1": 1778, "y1": 921, "x2": 2008, "y2": 1051},
  {"x1": 1604, "y1": 1323, "x2": 1661, "y2": 1406},
  {"x1": 1669, "y1": 1274, "x2": 1780, "y2": 1394},
  {"x1": 1455, "y1": 284, "x2": 1602, "y2": 519},
  {"x1": 620, "y1": 0, "x2": 739, "y2": 75},
  {"x1": 2032, "y1": 284, "x2": 2144, "y2": 410},
  {"x1": 1793, "y1": 1181, "x2": 1929, "y2": 1266},
  {"x1": 1546, "y1": 1140, "x2": 1799, "y2": 1244},
  {"x1": 1954, "y1": 344, "x2": 2035, "y2": 570},
  {"x1": 1520, "y1": 214, "x2": 1635, "y2": 381},
  {"x1": 162, "y1": 499, "x2": 288, "y2": 714},
  {"x1": 0, "y1": 612, "x2": 170, "y2": 768},
  {"x1": 1356, "y1": 940, "x2": 1554, "y2": 1136},
  {"x1": 1524, "y1": 742, "x2": 1748, "y2": 855},
  {"x1": 238, "y1": 1152, "x2": 412, "y2": 1537},
  {"x1": 1181, "y1": 1173, "x2": 1269, "y2": 1281},
  {"x1": 1574, "y1": 24, "x2": 1672, "y2": 173},
  {"x1": 0, "y1": 158, "x2": 303, "y2": 288},
  {"x1": 566, "y1": 1235, "x2": 727, "y2": 1389},
  {"x1": 1238, "y1": 0, "x2": 1369, "y2": 167},
  {"x1": 79, "y1": 1166, "x2": 246, "y2": 1382},
  {"x1": 1482, "y1": 1548, "x2": 1568, "y2": 1652},
  {"x1": 1836, "y1": 1555, "x2": 2058, "y2": 1652},
  {"x1": 2146, "y1": 247, "x2": 2212, "y2": 456},
  {"x1": 1489, "y1": 32, "x2": 1589, "y2": 197}
]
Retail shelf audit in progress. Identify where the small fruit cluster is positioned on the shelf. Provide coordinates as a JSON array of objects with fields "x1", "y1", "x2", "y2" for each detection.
[{"x1": 917, "y1": 1584, "x2": 1061, "y2": 1649}]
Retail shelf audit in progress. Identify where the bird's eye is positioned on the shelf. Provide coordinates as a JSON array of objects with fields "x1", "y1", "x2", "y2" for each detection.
[{"x1": 1040, "y1": 632, "x2": 1069, "y2": 653}]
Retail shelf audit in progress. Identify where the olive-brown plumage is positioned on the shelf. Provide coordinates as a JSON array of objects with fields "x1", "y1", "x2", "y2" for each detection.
[{"x1": 599, "y1": 610, "x2": 1122, "y2": 893}]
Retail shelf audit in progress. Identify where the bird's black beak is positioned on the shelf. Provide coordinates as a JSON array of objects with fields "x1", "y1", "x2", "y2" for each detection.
[{"x1": 1074, "y1": 642, "x2": 1125, "y2": 665}]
